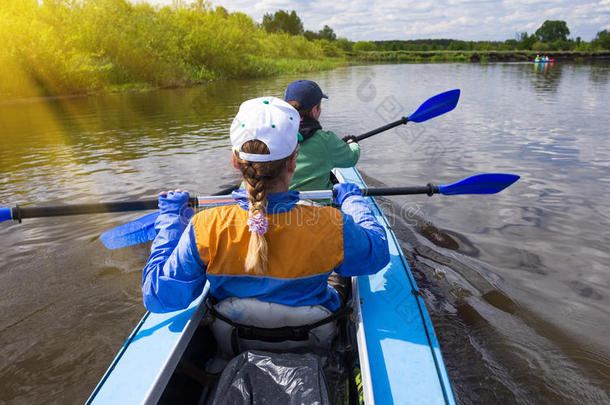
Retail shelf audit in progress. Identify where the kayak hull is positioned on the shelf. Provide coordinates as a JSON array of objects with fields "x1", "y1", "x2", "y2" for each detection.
[{"x1": 86, "y1": 166, "x2": 455, "y2": 405}]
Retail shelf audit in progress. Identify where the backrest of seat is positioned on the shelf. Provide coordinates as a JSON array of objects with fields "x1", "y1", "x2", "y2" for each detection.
[{"x1": 211, "y1": 297, "x2": 337, "y2": 359}]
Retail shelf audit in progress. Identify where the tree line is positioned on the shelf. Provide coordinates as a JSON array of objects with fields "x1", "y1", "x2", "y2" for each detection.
[{"x1": 261, "y1": 12, "x2": 610, "y2": 52}]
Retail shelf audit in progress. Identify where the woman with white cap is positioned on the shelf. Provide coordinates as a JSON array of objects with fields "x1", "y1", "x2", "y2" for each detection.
[{"x1": 141, "y1": 97, "x2": 389, "y2": 319}]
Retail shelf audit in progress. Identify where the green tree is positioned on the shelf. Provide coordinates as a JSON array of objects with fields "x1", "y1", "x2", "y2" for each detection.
[
  {"x1": 318, "y1": 25, "x2": 336, "y2": 41},
  {"x1": 214, "y1": 5, "x2": 228, "y2": 18},
  {"x1": 535, "y1": 20, "x2": 570, "y2": 43},
  {"x1": 334, "y1": 37, "x2": 352, "y2": 51},
  {"x1": 516, "y1": 32, "x2": 536, "y2": 50},
  {"x1": 190, "y1": 0, "x2": 211, "y2": 11},
  {"x1": 448, "y1": 40, "x2": 465, "y2": 50},
  {"x1": 303, "y1": 30, "x2": 319, "y2": 41},
  {"x1": 504, "y1": 39, "x2": 518, "y2": 49},
  {"x1": 261, "y1": 10, "x2": 303, "y2": 35},
  {"x1": 592, "y1": 29, "x2": 610, "y2": 49},
  {"x1": 303, "y1": 25, "x2": 336, "y2": 42}
]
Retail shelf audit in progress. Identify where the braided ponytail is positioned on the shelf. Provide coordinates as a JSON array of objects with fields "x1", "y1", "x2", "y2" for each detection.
[{"x1": 235, "y1": 140, "x2": 294, "y2": 274}]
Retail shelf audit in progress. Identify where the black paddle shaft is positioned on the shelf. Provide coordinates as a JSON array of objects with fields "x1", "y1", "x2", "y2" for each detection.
[
  {"x1": 355, "y1": 116, "x2": 409, "y2": 142},
  {"x1": 362, "y1": 184, "x2": 439, "y2": 197},
  {"x1": 7, "y1": 184, "x2": 240, "y2": 222},
  {"x1": 6, "y1": 184, "x2": 442, "y2": 222},
  {"x1": 9, "y1": 197, "x2": 200, "y2": 222}
]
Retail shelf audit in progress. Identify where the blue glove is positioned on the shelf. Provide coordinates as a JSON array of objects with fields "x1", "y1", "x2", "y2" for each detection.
[
  {"x1": 158, "y1": 190, "x2": 194, "y2": 219},
  {"x1": 333, "y1": 183, "x2": 362, "y2": 207}
]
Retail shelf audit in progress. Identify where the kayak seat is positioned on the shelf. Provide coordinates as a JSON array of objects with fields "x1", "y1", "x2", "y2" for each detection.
[{"x1": 208, "y1": 297, "x2": 349, "y2": 359}]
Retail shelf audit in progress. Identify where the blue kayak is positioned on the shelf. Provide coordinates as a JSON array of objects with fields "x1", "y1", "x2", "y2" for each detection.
[{"x1": 86, "y1": 166, "x2": 456, "y2": 405}]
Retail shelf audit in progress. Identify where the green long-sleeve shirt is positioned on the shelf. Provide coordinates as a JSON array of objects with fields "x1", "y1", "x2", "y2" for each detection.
[{"x1": 290, "y1": 129, "x2": 360, "y2": 191}]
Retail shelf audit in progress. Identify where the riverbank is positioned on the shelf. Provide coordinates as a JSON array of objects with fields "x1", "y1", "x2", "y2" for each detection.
[
  {"x1": 4, "y1": 49, "x2": 608, "y2": 101},
  {"x1": 71, "y1": 58, "x2": 344, "y2": 96},
  {"x1": 0, "y1": 58, "x2": 344, "y2": 102},
  {"x1": 347, "y1": 50, "x2": 610, "y2": 63}
]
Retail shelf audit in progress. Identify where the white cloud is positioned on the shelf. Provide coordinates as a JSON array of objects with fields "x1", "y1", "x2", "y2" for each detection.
[{"x1": 137, "y1": 0, "x2": 608, "y2": 40}]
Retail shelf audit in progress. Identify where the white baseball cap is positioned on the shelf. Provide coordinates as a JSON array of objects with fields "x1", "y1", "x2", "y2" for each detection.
[{"x1": 230, "y1": 97, "x2": 300, "y2": 162}]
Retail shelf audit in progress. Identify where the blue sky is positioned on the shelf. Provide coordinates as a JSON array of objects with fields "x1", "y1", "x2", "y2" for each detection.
[{"x1": 140, "y1": 0, "x2": 610, "y2": 41}]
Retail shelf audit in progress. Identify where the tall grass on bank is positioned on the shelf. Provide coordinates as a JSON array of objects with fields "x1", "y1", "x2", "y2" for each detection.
[{"x1": 0, "y1": 0, "x2": 334, "y2": 98}]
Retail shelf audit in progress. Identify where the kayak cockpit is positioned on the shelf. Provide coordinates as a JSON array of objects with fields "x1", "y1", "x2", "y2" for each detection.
[
  {"x1": 155, "y1": 290, "x2": 362, "y2": 404},
  {"x1": 87, "y1": 167, "x2": 455, "y2": 405}
]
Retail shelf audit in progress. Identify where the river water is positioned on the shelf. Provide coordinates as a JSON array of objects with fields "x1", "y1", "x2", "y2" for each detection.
[{"x1": 1, "y1": 62, "x2": 609, "y2": 404}]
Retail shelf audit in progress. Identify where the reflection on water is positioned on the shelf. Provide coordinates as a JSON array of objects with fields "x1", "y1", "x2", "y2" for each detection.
[
  {"x1": 1, "y1": 63, "x2": 609, "y2": 404},
  {"x1": 588, "y1": 64, "x2": 610, "y2": 85},
  {"x1": 532, "y1": 61, "x2": 562, "y2": 93}
]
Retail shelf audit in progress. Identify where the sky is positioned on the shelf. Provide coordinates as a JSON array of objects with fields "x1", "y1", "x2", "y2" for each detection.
[{"x1": 141, "y1": 0, "x2": 610, "y2": 41}]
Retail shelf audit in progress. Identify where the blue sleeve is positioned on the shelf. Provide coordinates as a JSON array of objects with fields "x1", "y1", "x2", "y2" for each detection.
[
  {"x1": 335, "y1": 195, "x2": 390, "y2": 276},
  {"x1": 141, "y1": 194, "x2": 208, "y2": 313}
]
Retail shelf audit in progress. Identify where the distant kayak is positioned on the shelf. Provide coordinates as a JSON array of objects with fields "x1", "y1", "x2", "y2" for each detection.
[{"x1": 534, "y1": 59, "x2": 555, "y2": 63}]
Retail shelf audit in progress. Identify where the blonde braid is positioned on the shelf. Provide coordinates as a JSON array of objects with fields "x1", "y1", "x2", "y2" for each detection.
[
  {"x1": 243, "y1": 161, "x2": 268, "y2": 274},
  {"x1": 235, "y1": 140, "x2": 293, "y2": 274}
]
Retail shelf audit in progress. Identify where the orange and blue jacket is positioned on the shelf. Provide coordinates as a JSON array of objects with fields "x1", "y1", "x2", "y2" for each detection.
[{"x1": 142, "y1": 189, "x2": 389, "y2": 313}]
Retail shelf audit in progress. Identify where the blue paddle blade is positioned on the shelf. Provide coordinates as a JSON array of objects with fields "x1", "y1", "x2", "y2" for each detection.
[
  {"x1": 438, "y1": 173, "x2": 520, "y2": 195},
  {"x1": 0, "y1": 207, "x2": 12, "y2": 223},
  {"x1": 100, "y1": 212, "x2": 159, "y2": 249},
  {"x1": 408, "y1": 89, "x2": 460, "y2": 123}
]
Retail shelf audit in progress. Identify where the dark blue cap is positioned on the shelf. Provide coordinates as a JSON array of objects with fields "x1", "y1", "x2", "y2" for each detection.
[{"x1": 284, "y1": 80, "x2": 328, "y2": 111}]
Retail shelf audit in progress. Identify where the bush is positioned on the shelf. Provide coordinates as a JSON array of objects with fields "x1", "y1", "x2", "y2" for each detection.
[
  {"x1": 0, "y1": 0, "x2": 330, "y2": 98},
  {"x1": 353, "y1": 41, "x2": 377, "y2": 52},
  {"x1": 551, "y1": 39, "x2": 572, "y2": 51},
  {"x1": 315, "y1": 39, "x2": 342, "y2": 57},
  {"x1": 532, "y1": 41, "x2": 548, "y2": 52},
  {"x1": 335, "y1": 38, "x2": 352, "y2": 51}
]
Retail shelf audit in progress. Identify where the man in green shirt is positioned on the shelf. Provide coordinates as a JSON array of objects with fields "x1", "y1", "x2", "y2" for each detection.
[{"x1": 284, "y1": 80, "x2": 360, "y2": 191}]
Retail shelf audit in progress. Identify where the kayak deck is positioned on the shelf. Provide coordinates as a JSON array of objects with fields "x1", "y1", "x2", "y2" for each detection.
[
  {"x1": 86, "y1": 286, "x2": 209, "y2": 404},
  {"x1": 335, "y1": 167, "x2": 454, "y2": 404},
  {"x1": 86, "y1": 166, "x2": 455, "y2": 405}
]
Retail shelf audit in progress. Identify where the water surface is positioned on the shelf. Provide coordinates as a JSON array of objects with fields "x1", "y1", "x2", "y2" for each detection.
[{"x1": 1, "y1": 62, "x2": 609, "y2": 403}]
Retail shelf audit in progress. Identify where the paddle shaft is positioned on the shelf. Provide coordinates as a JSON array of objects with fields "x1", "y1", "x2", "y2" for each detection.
[
  {"x1": 355, "y1": 117, "x2": 409, "y2": 142},
  {"x1": 7, "y1": 198, "x2": 196, "y2": 222},
  {"x1": 5, "y1": 184, "x2": 238, "y2": 222},
  {"x1": 353, "y1": 89, "x2": 460, "y2": 142},
  {"x1": 5, "y1": 185, "x2": 442, "y2": 222},
  {"x1": 364, "y1": 185, "x2": 438, "y2": 196}
]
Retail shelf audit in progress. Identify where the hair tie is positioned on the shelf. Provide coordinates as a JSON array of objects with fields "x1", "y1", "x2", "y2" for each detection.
[{"x1": 247, "y1": 213, "x2": 269, "y2": 235}]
